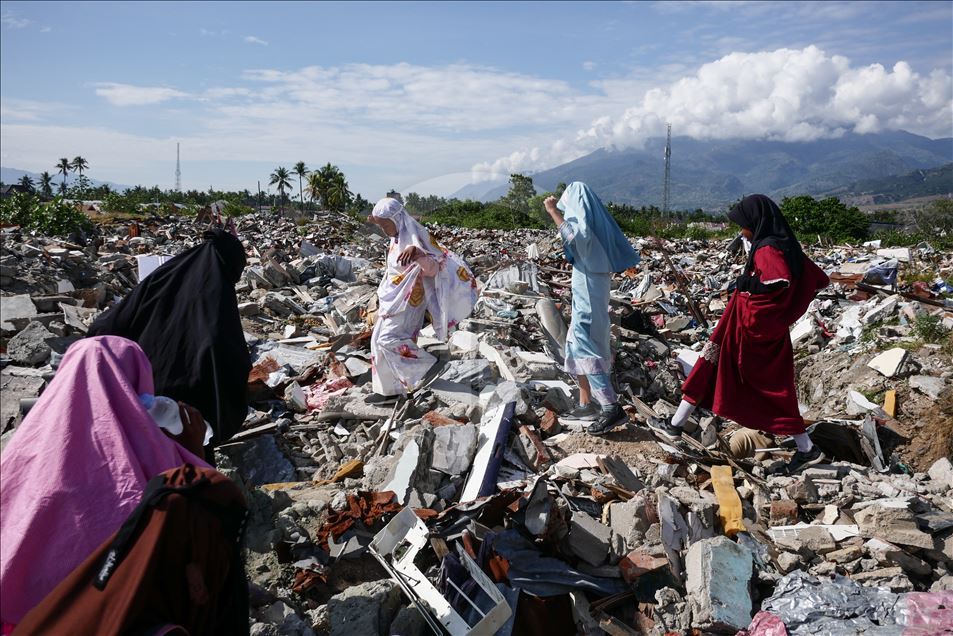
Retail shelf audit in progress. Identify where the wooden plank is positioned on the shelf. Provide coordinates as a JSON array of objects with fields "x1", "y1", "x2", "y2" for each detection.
[
  {"x1": 883, "y1": 390, "x2": 897, "y2": 418},
  {"x1": 710, "y1": 465, "x2": 745, "y2": 537},
  {"x1": 598, "y1": 455, "x2": 645, "y2": 492}
]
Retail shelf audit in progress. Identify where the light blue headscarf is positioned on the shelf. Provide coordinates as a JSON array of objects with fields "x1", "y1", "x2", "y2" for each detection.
[{"x1": 557, "y1": 182, "x2": 640, "y2": 273}]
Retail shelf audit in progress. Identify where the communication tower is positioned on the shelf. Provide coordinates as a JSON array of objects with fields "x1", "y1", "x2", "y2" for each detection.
[
  {"x1": 175, "y1": 143, "x2": 182, "y2": 192},
  {"x1": 662, "y1": 123, "x2": 672, "y2": 216}
]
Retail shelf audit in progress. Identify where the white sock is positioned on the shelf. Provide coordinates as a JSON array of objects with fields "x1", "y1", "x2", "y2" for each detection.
[
  {"x1": 793, "y1": 433, "x2": 813, "y2": 453},
  {"x1": 671, "y1": 400, "x2": 696, "y2": 428}
]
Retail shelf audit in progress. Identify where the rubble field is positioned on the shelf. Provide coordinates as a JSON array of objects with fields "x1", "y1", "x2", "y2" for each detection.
[{"x1": 2, "y1": 210, "x2": 952, "y2": 635}]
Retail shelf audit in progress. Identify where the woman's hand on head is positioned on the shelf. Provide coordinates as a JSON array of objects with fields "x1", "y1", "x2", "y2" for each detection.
[
  {"x1": 397, "y1": 245, "x2": 422, "y2": 266},
  {"x1": 544, "y1": 196, "x2": 559, "y2": 214}
]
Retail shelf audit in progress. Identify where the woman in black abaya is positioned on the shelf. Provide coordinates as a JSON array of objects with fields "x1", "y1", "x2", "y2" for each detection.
[{"x1": 88, "y1": 228, "x2": 251, "y2": 443}]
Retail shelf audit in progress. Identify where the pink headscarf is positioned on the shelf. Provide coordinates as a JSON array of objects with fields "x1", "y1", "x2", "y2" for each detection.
[{"x1": 0, "y1": 336, "x2": 208, "y2": 625}]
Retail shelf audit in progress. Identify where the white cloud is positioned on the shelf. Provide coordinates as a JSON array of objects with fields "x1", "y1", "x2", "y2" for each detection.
[
  {"x1": 0, "y1": 98, "x2": 70, "y2": 121},
  {"x1": 94, "y1": 83, "x2": 190, "y2": 106},
  {"x1": 1, "y1": 11, "x2": 31, "y2": 29},
  {"x1": 244, "y1": 35, "x2": 268, "y2": 46},
  {"x1": 472, "y1": 46, "x2": 953, "y2": 180},
  {"x1": 39, "y1": 26, "x2": 51, "y2": 33},
  {"x1": 582, "y1": 61, "x2": 597, "y2": 71},
  {"x1": 237, "y1": 63, "x2": 595, "y2": 132}
]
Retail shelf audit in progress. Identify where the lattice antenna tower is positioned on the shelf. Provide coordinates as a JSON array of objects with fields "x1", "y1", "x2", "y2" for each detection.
[
  {"x1": 175, "y1": 143, "x2": 182, "y2": 192},
  {"x1": 662, "y1": 123, "x2": 672, "y2": 216}
]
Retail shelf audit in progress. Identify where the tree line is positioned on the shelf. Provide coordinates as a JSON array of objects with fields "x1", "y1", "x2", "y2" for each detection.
[
  {"x1": 9, "y1": 156, "x2": 90, "y2": 198},
  {"x1": 268, "y1": 162, "x2": 368, "y2": 214}
]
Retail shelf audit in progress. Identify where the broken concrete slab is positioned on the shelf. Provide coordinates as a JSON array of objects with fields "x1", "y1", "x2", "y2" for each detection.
[
  {"x1": 686, "y1": 535, "x2": 752, "y2": 633},
  {"x1": 867, "y1": 348, "x2": 908, "y2": 378},
  {"x1": 0, "y1": 294, "x2": 37, "y2": 331},
  {"x1": 916, "y1": 510, "x2": 953, "y2": 534},
  {"x1": 381, "y1": 428, "x2": 435, "y2": 506},
  {"x1": 0, "y1": 372, "x2": 44, "y2": 434},
  {"x1": 846, "y1": 390, "x2": 886, "y2": 417},
  {"x1": 855, "y1": 504, "x2": 934, "y2": 549},
  {"x1": 876, "y1": 247, "x2": 911, "y2": 262},
  {"x1": 861, "y1": 294, "x2": 899, "y2": 325},
  {"x1": 865, "y1": 538, "x2": 932, "y2": 576},
  {"x1": 909, "y1": 375, "x2": 947, "y2": 400},
  {"x1": 223, "y1": 435, "x2": 296, "y2": 487},
  {"x1": 431, "y1": 423, "x2": 478, "y2": 476}
]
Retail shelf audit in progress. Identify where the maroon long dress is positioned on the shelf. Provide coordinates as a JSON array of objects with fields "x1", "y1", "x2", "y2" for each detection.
[{"x1": 681, "y1": 245, "x2": 829, "y2": 435}]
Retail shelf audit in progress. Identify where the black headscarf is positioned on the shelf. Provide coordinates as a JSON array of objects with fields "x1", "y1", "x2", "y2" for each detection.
[
  {"x1": 727, "y1": 194, "x2": 804, "y2": 293},
  {"x1": 88, "y1": 229, "x2": 251, "y2": 442}
]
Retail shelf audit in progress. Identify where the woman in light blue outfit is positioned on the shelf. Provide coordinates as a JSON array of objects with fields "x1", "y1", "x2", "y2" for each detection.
[{"x1": 544, "y1": 182, "x2": 640, "y2": 435}]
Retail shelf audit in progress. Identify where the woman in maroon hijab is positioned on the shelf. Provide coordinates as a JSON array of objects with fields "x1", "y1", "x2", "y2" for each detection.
[{"x1": 650, "y1": 194, "x2": 830, "y2": 474}]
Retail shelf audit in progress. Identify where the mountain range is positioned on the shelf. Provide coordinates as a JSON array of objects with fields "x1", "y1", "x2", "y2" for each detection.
[
  {"x1": 821, "y1": 162, "x2": 952, "y2": 206},
  {"x1": 0, "y1": 166, "x2": 132, "y2": 194},
  {"x1": 455, "y1": 130, "x2": 953, "y2": 210}
]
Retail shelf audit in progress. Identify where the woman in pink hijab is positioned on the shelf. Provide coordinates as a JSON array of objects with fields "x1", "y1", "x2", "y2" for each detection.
[{"x1": 0, "y1": 336, "x2": 208, "y2": 627}]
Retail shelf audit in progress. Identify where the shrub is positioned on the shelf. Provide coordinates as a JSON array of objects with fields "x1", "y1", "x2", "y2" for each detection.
[
  {"x1": 1, "y1": 194, "x2": 92, "y2": 237},
  {"x1": 780, "y1": 195, "x2": 868, "y2": 243},
  {"x1": 31, "y1": 198, "x2": 94, "y2": 236},
  {"x1": 222, "y1": 201, "x2": 254, "y2": 217},
  {"x1": 912, "y1": 314, "x2": 951, "y2": 345},
  {"x1": 0, "y1": 192, "x2": 35, "y2": 227},
  {"x1": 426, "y1": 200, "x2": 543, "y2": 230}
]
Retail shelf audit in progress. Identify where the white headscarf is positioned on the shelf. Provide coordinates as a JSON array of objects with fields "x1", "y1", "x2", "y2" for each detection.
[{"x1": 372, "y1": 198, "x2": 477, "y2": 340}]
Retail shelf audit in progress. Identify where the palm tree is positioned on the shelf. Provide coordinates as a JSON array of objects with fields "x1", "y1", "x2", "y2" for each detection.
[
  {"x1": 327, "y1": 174, "x2": 352, "y2": 212},
  {"x1": 38, "y1": 171, "x2": 54, "y2": 198},
  {"x1": 17, "y1": 175, "x2": 35, "y2": 192},
  {"x1": 56, "y1": 158, "x2": 71, "y2": 194},
  {"x1": 306, "y1": 171, "x2": 325, "y2": 209},
  {"x1": 293, "y1": 161, "x2": 309, "y2": 212},
  {"x1": 268, "y1": 166, "x2": 293, "y2": 212},
  {"x1": 71, "y1": 156, "x2": 89, "y2": 196},
  {"x1": 306, "y1": 163, "x2": 351, "y2": 212},
  {"x1": 71, "y1": 156, "x2": 89, "y2": 179}
]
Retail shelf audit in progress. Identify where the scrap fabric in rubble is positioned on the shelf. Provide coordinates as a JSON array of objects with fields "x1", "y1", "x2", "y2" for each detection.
[{"x1": 1, "y1": 209, "x2": 952, "y2": 635}]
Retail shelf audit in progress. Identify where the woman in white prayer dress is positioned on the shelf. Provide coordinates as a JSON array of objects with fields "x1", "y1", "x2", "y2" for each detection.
[{"x1": 366, "y1": 198, "x2": 477, "y2": 402}]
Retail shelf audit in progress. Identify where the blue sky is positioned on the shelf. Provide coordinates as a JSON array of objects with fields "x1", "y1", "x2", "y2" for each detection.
[{"x1": 1, "y1": 1, "x2": 951, "y2": 197}]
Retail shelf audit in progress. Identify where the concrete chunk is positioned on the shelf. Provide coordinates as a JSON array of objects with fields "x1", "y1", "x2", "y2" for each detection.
[
  {"x1": 825, "y1": 545, "x2": 862, "y2": 563},
  {"x1": 686, "y1": 536, "x2": 753, "y2": 633},
  {"x1": 797, "y1": 526, "x2": 836, "y2": 554},
  {"x1": 569, "y1": 512, "x2": 611, "y2": 567},
  {"x1": 928, "y1": 457, "x2": 953, "y2": 490},
  {"x1": 769, "y1": 500, "x2": 799, "y2": 527},
  {"x1": 327, "y1": 580, "x2": 401, "y2": 636},
  {"x1": 608, "y1": 496, "x2": 651, "y2": 550},
  {"x1": 6, "y1": 321, "x2": 55, "y2": 365},
  {"x1": 619, "y1": 550, "x2": 668, "y2": 583}
]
